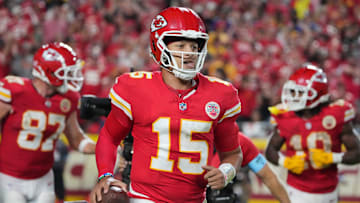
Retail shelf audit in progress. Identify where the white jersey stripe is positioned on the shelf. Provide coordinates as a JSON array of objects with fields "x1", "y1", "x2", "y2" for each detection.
[
  {"x1": 219, "y1": 102, "x2": 241, "y2": 123},
  {"x1": 0, "y1": 87, "x2": 11, "y2": 102},
  {"x1": 129, "y1": 183, "x2": 151, "y2": 199},
  {"x1": 344, "y1": 108, "x2": 355, "y2": 122},
  {"x1": 109, "y1": 89, "x2": 133, "y2": 120}
]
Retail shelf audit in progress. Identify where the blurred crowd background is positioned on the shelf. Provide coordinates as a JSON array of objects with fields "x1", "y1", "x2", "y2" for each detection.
[
  {"x1": 1, "y1": 0, "x2": 360, "y2": 202},
  {"x1": 0, "y1": 0, "x2": 360, "y2": 134}
]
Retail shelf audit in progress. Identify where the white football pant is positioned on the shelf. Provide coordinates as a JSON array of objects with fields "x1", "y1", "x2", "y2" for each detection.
[
  {"x1": 0, "y1": 170, "x2": 55, "y2": 203},
  {"x1": 287, "y1": 184, "x2": 338, "y2": 203}
]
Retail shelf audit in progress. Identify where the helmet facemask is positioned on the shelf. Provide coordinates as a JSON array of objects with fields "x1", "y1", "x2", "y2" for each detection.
[
  {"x1": 281, "y1": 81, "x2": 317, "y2": 111},
  {"x1": 53, "y1": 60, "x2": 84, "y2": 93},
  {"x1": 156, "y1": 30, "x2": 208, "y2": 80},
  {"x1": 281, "y1": 67, "x2": 330, "y2": 111}
]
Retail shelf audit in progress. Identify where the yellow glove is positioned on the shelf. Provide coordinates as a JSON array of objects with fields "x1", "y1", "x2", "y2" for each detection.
[
  {"x1": 278, "y1": 153, "x2": 306, "y2": 175},
  {"x1": 310, "y1": 148, "x2": 344, "y2": 169}
]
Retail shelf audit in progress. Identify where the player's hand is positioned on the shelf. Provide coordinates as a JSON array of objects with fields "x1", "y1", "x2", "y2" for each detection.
[
  {"x1": 280, "y1": 154, "x2": 306, "y2": 175},
  {"x1": 310, "y1": 148, "x2": 334, "y2": 169},
  {"x1": 90, "y1": 176, "x2": 128, "y2": 203},
  {"x1": 202, "y1": 165, "x2": 226, "y2": 190}
]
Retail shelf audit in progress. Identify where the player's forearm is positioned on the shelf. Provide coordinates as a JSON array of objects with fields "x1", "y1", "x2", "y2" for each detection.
[
  {"x1": 265, "y1": 130, "x2": 284, "y2": 165},
  {"x1": 258, "y1": 165, "x2": 290, "y2": 203},
  {"x1": 265, "y1": 146, "x2": 280, "y2": 165},
  {"x1": 341, "y1": 126, "x2": 360, "y2": 164},
  {"x1": 96, "y1": 133, "x2": 118, "y2": 175},
  {"x1": 342, "y1": 150, "x2": 360, "y2": 164},
  {"x1": 218, "y1": 147, "x2": 242, "y2": 167},
  {"x1": 266, "y1": 179, "x2": 290, "y2": 203}
]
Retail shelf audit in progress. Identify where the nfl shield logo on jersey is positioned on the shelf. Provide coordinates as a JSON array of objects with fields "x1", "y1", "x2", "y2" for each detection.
[
  {"x1": 205, "y1": 102, "x2": 220, "y2": 119},
  {"x1": 179, "y1": 102, "x2": 187, "y2": 111}
]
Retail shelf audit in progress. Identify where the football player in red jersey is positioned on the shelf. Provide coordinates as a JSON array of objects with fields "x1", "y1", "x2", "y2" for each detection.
[
  {"x1": 265, "y1": 64, "x2": 360, "y2": 203},
  {"x1": 0, "y1": 42, "x2": 96, "y2": 203},
  {"x1": 210, "y1": 132, "x2": 290, "y2": 203},
  {"x1": 91, "y1": 7, "x2": 242, "y2": 203}
]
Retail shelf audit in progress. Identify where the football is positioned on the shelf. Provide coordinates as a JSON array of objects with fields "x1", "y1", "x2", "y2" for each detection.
[{"x1": 98, "y1": 186, "x2": 129, "y2": 203}]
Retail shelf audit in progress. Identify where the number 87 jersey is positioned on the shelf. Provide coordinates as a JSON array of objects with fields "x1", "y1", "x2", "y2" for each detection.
[
  {"x1": 0, "y1": 76, "x2": 80, "y2": 179},
  {"x1": 97, "y1": 71, "x2": 241, "y2": 202}
]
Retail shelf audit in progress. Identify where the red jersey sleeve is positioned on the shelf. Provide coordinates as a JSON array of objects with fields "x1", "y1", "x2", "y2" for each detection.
[
  {"x1": 0, "y1": 76, "x2": 27, "y2": 104},
  {"x1": 238, "y1": 133, "x2": 260, "y2": 166},
  {"x1": 210, "y1": 132, "x2": 260, "y2": 167},
  {"x1": 213, "y1": 81, "x2": 241, "y2": 153},
  {"x1": 96, "y1": 107, "x2": 131, "y2": 176},
  {"x1": 329, "y1": 99, "x2": 356, "y2": 124},
  {"x1": 96, "y1": 74, "x2": 133, "y2": 176}
]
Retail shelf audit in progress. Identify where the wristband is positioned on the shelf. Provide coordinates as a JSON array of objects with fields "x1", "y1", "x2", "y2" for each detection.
[
  {"x1": 332, "y1": 152, "x2": 344, "y2": 163},
  {"x1": 98, "y1": 172, "x2": 113, "y2": 182},
  {"x1": 218, "y1": 163, "x2": 236, "y2": 187},
  {"x1": 78, "y1": 137, "x2": 95, "y2": 153}
]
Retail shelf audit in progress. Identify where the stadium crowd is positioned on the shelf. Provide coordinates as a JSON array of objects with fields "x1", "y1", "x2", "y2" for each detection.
[{"x1": 0, "y1": 0, "x2": 359, "y2": 131}]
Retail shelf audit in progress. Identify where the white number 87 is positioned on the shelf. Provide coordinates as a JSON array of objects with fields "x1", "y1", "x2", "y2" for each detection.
[{"x1": 17, "y1": 110, "x2": 65, "y2": 151}]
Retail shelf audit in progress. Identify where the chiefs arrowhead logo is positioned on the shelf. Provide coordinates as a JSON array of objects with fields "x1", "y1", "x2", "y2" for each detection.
[
  {"x1": 151, "y1": 15, "x2": 167, "y2": 32},
  {"x1": 205, "y1": 101, "x2": 220, "y2": 119},
  {"x1": 60, "y1": 98, "x2": 71, "y2": 113},
  {"x1": 322, "y1": 115, "x2": 336, "y2": 130}
]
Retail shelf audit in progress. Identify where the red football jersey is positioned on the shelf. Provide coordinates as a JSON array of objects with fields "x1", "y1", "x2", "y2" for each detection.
[
  {"x1": 97, "y1": 71, "x2": 241, "y2": 202},
  {"x1": 211, "y1": 132, "x2": 260, "y2": 167},
  {"x1": 270, "y1": 99, "x2": 356, "y2": 193},
  {"x1": 0, "y1": 76, "x2": 80, "y2": 179}
]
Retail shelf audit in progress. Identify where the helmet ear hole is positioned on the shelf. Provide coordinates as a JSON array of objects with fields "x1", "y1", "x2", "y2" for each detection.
[
  {"x1": 196, "y1": 38, "x2": 206, "y2": 51},
  {"x1": 161, "y1": 50, "x2": 171, "y2": 66}
]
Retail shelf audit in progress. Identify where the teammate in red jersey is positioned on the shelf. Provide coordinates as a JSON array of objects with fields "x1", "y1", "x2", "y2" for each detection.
[
  {"x1": 0, "y1": 42, "x2": 96, "y2": 203},
  {"x1": 91, "y1": 7, "x2": 242, "y2": 203},
  {"x1": 211, "y1": 132, "x2": 290, "y2": 203},
  {"x1": 265, "y1": 64, "x2": 360, "y2": 203}
]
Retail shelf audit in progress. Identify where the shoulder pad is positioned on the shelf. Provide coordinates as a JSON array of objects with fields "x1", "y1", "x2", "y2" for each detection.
[
  {"x1": 205, "y1": 76, "x2": 232, "y2": 87},
  {"x1": 0, "y1": 76, "x2": 27, "y2": 103},
  {"x1": 3, "y1": 75, "x2": 26, "y2": 85},
  {"x1": 329, "y1": 99, "x2": 355, "y2": 122},
  {"x1": 329, "y1": 99, "x2": 354, "y2": 111},
  {"x1": 329, "y1": 99, "x2": 347, "y2": 107}
]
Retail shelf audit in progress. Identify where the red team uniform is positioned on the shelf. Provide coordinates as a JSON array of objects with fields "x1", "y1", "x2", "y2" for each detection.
[
  {"x1": 211, "y1": 132, "x2": 260, "y2": 168},
  {"x1": 96, "y1": 71, "x2": 241, "y2": 202},
  {"x1": 0, "y1": 76, "x2": 80, "y2": 179},
  {"x1": 270, "y1": 99, "x2": 355, "y2": 193}
]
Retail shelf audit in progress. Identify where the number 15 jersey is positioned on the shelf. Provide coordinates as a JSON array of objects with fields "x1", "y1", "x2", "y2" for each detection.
[{"x1": 97, "y1": 71, "x2": 241, "y2": 202}]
